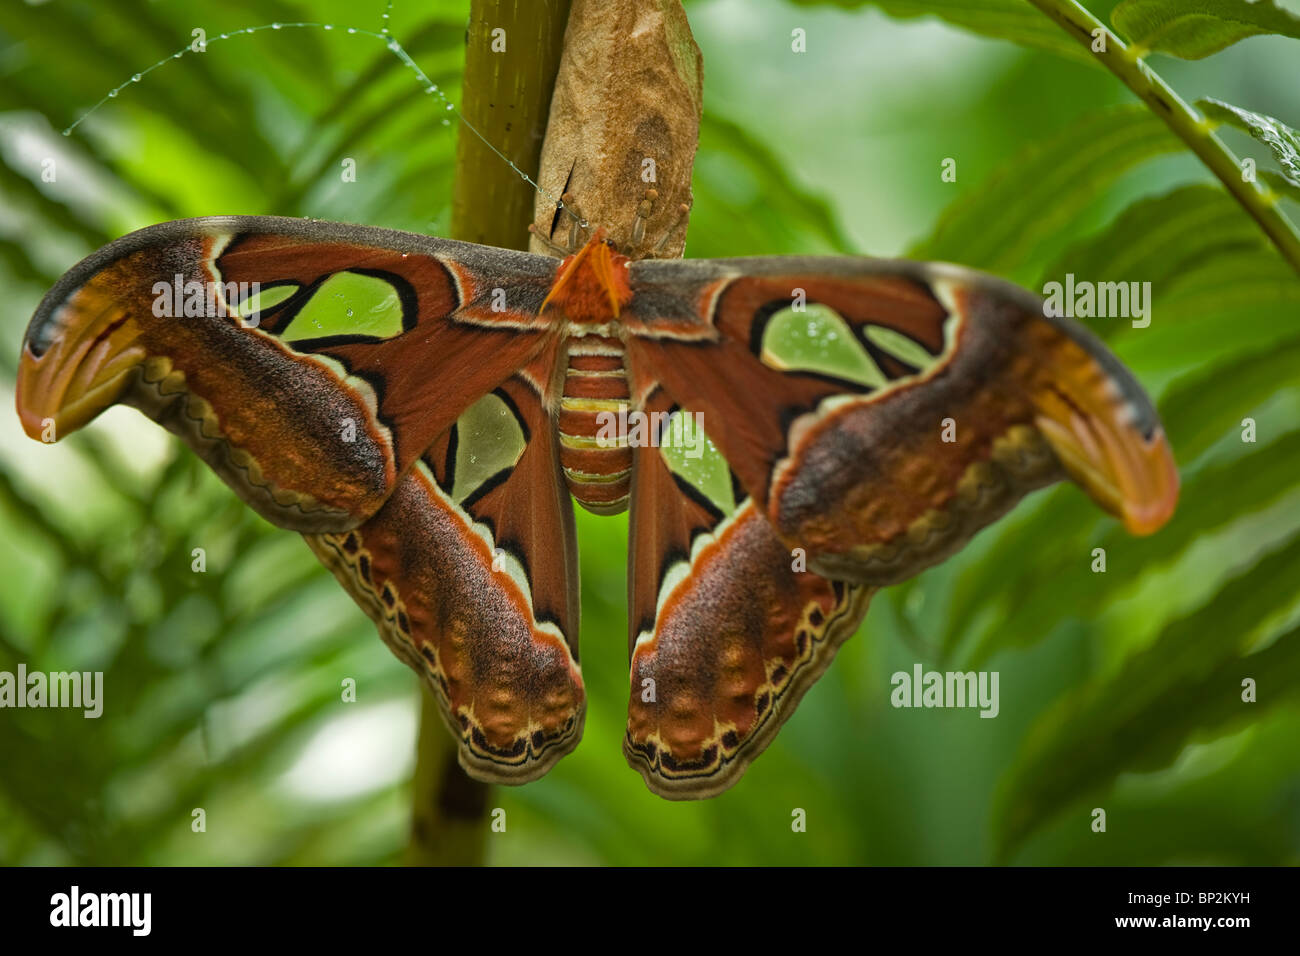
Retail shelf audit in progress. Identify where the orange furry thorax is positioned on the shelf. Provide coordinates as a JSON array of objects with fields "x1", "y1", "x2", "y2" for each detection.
[{"x1": 541, "y1": 227, "x2": 634, "y2": 323}]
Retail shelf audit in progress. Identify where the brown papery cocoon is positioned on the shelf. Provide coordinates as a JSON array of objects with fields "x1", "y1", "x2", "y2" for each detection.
[{"x1": 530, "y1": 0, "x2": 703, "y2": 260}]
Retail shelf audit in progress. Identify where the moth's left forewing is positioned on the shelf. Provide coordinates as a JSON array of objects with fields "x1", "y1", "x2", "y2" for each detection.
[{"x1": 17, "y1": 217, "x2": 559, "y2": 532}]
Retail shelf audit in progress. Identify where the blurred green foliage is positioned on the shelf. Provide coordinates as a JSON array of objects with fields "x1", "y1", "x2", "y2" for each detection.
[{"x1": 1, "y1": 0, "x2": 1298, "y2": 865}]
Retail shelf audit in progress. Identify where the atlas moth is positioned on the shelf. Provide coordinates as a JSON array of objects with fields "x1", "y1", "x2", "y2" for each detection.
[{"x1": 17, "y1": 179, "x2": 1176, "y2": 798}]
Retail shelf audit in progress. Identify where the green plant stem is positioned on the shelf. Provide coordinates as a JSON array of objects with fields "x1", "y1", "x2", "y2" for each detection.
[
  {"x1": 404, "y1": 0, "x2": 571, "y2": 867},
  {"x1": 1028, "y1": 0, "x2": 1300, "y2": 274},
  {"x1": 450, "y1": 0, "x2": 573, "y2": 247},
  {"x1": 403, "y1": 687, "x2": 491, "y2": 866}
]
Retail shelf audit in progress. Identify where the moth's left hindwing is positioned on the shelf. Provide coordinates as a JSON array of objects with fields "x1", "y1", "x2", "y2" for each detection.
[
  {"x1": 17, "y1": 216, "x2": 559, "y2": 532},
  {"x1": 307, "y1": 361, "x2": 585, "y2": 782}
]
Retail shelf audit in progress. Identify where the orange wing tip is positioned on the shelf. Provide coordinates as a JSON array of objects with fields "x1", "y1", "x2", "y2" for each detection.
[
  {"x1": 1035, "y1": 405, "x2": 1179, "y2": 537},
  {"x1": 1116, "y1": 429, "x2": 1179, "y2": 536},
  {"x1": 15, "y1": 342, "x2": 144, "y2": 443}
]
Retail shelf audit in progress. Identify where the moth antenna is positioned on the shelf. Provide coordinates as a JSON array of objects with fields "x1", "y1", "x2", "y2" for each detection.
[{"x1": 650, "y1": 202, "x2": 692, "y2": 255}]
